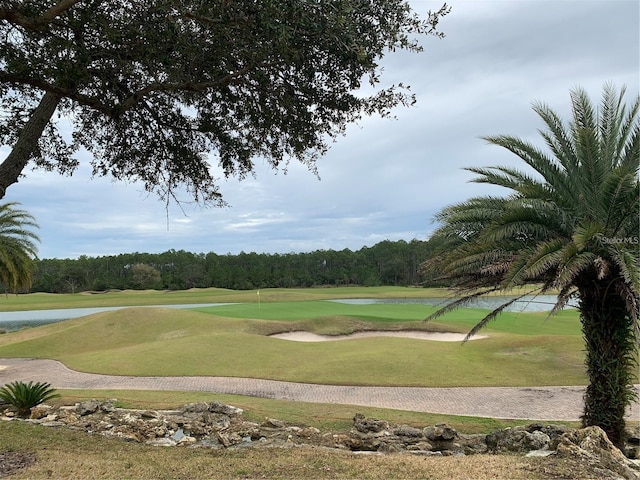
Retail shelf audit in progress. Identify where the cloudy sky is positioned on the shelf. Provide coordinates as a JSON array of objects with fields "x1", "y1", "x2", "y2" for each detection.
[{"x1": 3, "y1": 0, "x2": 639, "y2": 259}]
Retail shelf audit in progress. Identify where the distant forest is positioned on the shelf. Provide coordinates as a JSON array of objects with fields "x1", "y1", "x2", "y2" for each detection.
[{"x1": 31, "y1": 239, "x2": 445, "y2": 293}]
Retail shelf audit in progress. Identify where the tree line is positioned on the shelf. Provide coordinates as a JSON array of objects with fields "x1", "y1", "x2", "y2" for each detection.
[{"x1": 30, "y1": 239, "x2": 440, "y2": 293}]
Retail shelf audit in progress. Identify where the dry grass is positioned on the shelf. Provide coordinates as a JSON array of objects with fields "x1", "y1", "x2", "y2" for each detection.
[{"x1": 0, "y1": 421, "x2": 601, "y2": 480}]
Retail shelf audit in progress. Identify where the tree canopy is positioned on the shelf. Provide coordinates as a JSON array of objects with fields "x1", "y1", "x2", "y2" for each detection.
[
  {"x1": 28, "y1": 239, "x2": 431, "y2": 293},
  {"x1": 0, "y1": 0, "x2": 449, "y2": 203}
]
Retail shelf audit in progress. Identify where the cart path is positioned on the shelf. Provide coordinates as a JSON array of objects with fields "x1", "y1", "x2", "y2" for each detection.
[{"x1": 1, "y1": 358, "x2": 639, "y2": 421}]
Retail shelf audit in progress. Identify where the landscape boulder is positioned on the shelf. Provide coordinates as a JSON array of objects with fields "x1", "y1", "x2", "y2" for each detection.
[
  {"x1": 624, "y1": 425, "x2": 640, "y2": 459},
  {"x1": 423, "y1": 423, "x2": 460, "y2": 452},
  {"x1": 556, "y1": 426, "x2": 640, "y2": 480},
  {"x1": 486, "y1": 426, "x2": 551, "y2": 453}
]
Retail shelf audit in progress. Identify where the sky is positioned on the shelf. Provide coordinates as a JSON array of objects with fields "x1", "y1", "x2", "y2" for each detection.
[{"x1": 2, "y1": 0, "x2": 639, "y2": 260}]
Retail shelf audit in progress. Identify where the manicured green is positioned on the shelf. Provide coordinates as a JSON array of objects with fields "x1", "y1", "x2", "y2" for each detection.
[
  {"x1": 0, "y1": 289, "x2": 586, "y2": 387},
  {"x1": 195, "y1": 300, "x2": 581, "y2": 336}
]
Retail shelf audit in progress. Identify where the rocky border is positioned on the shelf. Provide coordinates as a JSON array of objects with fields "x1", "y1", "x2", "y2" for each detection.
[{"x1": 1, "y1": 400, "x2": 639, "y2": 479}]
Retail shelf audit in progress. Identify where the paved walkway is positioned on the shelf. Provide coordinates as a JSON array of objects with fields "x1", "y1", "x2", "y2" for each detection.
[{"x1": 1, "y1": 358, "x2": 639, "y2": 422}]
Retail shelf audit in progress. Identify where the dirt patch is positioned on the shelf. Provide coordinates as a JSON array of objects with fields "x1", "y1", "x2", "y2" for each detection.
[
  {"x1": 0, "y1": 451, "x2": 36, "y2": 477},
  {"x1": 270, "y1": 331, "x2": 488, "y2": 342}
]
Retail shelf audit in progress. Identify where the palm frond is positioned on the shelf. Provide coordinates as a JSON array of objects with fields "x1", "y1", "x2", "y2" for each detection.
[
  {"x1": 499, "y1": 251, "x2": 533, "y2": 288},
  {"x1": 546, "y1": 285, "x2": 579, "y2": 319},
  {"x1": 616, "y1": 93, "x2": 640, "y2": 171},
  {"x1": 424, "y1": 84, "x2": 638, "y2": 339},
  {"x1": 609, "y1": 247, "x2": 640, "y2": 292},
  {"x1": 519, "y1": 237, "x2": 568, "y2": 280},
  {"x1": 572, "y1": 222, "x2": 605, "y2": 250},
  {"x1": 532, "y1": 101, "x2": 578, "y2": 172},
  {"x1": 463, "y1": 290, "x2": 540, "y2": 341},
  {"x1": 554, "y1": 250, "x2": 597, "y2": 290},
  {"x1": 598, "y1": 83, "x2": 626, "y2": 166},
  {"x1": 0, "y1": 202, "x2": 40, "y2": 292},
  {"x1": 465, "y1": 166, "x2": 548, "y2": 198},
  {"x1": 481, "y1": 135, "x2": 573, "y2": 202},
  {"x1": 600, "y1": 171, "x2": 639, "y2": 235},
  {"x1": 423, "y1": 287, "x2": 501, "y2": 323}
]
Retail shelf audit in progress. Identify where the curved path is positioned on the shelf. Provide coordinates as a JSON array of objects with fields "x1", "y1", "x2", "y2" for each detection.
[{"x1": 1, "y1": 358, "x2": 639, "y2": 421}]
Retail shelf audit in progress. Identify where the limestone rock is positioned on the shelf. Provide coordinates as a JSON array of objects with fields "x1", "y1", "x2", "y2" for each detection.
[
  {"x1": 353, "y1": 413, "x2": 388, "y2": 434},
  {"x1": 625, "y1": 426, "x2": 640, "y2": 460},
  {"x1": 4, "y1": 396, "x2": 639, "y2": 480},
  {"x1": 76, "y1": 400, "x2": 100, "y2": 416},
  {"x1": 557, "y1": 426, "x2": 640, "y2": 480},
  {"x1": 486, "y1": 426, "x2": 550, "y2": 453},
  {"x1": 208, "y1": 402, "x2": 243, "y2": 416},
  {"x1": 393, "y1": 425, "x2": 424, "y2": 438},
  {"x1": 76, "y1": 399, "x2": 115, "y2": 416},
  {"x1": 424, "y1": 424, "x2": 457, "y2": 442}
]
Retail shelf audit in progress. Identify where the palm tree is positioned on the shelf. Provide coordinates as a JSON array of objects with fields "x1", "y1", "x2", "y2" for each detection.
[
  {"x1": 422, "y1": 84, "x2": 639, "y2": 449},
  {"x1": 0, "y1": 202, "x2": 40, "y2": 293}
]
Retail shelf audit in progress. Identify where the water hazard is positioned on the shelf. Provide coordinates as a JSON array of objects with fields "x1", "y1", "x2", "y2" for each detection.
[
  {"x1": 0, "y1": 303, "x2": 234, "y2": 332},
  {"x1": 329, "y1": 295, "x2": 575, "y2": 312}
]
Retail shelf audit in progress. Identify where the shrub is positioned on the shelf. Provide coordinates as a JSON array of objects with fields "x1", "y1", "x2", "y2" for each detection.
[{"x1": 0, "y1": 381, "x2": 60, "y2": 417}]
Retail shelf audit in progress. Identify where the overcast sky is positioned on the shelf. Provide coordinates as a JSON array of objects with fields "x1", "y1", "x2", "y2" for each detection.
[{"x1": 3, "y1": 0, "x2": 639, "y2": 259}]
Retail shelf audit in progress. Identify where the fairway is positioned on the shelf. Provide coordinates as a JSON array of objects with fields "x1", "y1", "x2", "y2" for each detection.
[{"x1": 0, "y1": 287, "x2": 587, "y2": 388}]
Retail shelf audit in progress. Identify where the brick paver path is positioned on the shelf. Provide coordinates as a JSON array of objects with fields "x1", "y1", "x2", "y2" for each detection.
[{"x1": 1, "y1": 358, "x2": 639, "y2": 421}]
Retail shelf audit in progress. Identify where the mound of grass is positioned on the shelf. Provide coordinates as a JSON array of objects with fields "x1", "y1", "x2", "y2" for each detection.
[{"x1": 0, "y1": 301, "x2": 586, "y2": 387}]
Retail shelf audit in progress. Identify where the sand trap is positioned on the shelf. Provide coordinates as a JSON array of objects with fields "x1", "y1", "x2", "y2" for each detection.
[{"x1": 270, "y1": 331, "x2": 487, "y2": 342}]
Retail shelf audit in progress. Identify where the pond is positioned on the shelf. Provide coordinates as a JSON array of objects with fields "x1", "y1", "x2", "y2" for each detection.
[
  {"x1": 0, "y1": 303, "x2": 234, "y2": 332},
  {"x1": 329, "y1": 295, "x2": 576, "y2": 312}
]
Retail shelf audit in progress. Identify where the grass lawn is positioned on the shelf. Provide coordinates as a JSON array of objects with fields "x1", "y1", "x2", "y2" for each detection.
[
  {"x1": 0, "y1": 420, "x2": 592, "y2": 480},
  {"x1": 0, "y1": 288, "x2": 586, "y2": 387}
]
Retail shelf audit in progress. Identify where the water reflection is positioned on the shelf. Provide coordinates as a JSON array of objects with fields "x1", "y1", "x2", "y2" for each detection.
[
  {"x1": 330, "y1": 295, "x2": 576, "y2": 312},
  {"x1": 0, "y1": 303, "x2": 234, "y2": 332}
]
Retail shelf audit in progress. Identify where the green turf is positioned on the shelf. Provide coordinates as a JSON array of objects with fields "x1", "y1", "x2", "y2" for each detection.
[
  {"x1": 193, "y1": 300, "x2": 582, "y2": 336},
  {"x1": 0, "y1": 293, "x2": 587, "y2": 387}
]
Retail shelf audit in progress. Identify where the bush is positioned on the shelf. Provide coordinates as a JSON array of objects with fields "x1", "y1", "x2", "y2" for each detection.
[{"x1": 0, "y1": 381, "x2": 60, "y2": 417}]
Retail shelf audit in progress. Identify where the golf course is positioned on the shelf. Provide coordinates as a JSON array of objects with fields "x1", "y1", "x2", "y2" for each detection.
[
  {"x1": 0, "y1": 287, "x2": 635, "y2": 479},
  {"x1": 0, "y1": 287, "x2": 586, "y2": 387}
]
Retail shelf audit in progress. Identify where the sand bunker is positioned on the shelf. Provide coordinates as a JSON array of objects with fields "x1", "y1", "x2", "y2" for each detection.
[{"x1": 270, "y1": 331, "x2": 487, "y2": 342}]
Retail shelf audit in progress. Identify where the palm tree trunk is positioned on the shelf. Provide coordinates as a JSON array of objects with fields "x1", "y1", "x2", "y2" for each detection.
[
  {"x1": 0, "y1": 91, "x2": 61, "y2": 199},
  {"x1": 579, "y1": 279, "x2": 637, "y2": 449}
]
